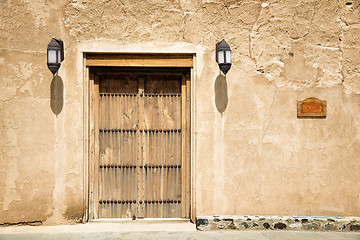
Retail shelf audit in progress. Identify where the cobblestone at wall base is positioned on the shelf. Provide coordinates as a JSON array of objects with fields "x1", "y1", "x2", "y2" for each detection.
[{"x1": 196, "y1": 216, "x2": 360, "y2": 232}]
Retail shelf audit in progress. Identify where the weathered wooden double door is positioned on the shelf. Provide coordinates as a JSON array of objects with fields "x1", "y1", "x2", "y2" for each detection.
[{"x1": 90, "y1": 68, "x2": 190, "y2": 219}]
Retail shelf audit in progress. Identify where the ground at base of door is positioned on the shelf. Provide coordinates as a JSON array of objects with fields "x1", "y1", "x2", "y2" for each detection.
[{"x1": 0, "y1": 223, "x2": 360, "y2": 240}]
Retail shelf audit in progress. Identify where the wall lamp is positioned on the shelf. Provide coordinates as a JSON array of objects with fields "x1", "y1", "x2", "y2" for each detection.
[
  {"x1": 47, "y1": 38, "x2": 64, "y2": 75},
  {"x1": 216, "y1": 39, "x2": 231, "y2": 75}
]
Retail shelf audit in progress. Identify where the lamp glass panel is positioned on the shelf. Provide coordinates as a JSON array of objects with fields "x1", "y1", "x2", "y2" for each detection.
[
  {"x1": 225, "y1": 50, "x2": 231, "y2": 63},
  {"x1": 218, "y1": 51, "x2": 225, "y2": 64},
  {"x1": 48, "y1": 50, "x2": 57, "y2": 64},
  {"x1": 57, "y1": 50, "x2": 61, "y2": 63}
]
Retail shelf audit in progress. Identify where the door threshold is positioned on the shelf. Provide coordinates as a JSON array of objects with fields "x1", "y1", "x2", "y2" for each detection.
[
  {"x1": 90, "y1": 218, "x2": 191, "y2": 224},
  {"x1": 86, "y1": 218, "x2": 196, "y2": 232}
]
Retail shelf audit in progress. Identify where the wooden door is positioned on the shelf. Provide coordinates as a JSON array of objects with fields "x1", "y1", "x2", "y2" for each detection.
[{"x1": 90, "y1": 68, "x2": 190, "y2": 219}]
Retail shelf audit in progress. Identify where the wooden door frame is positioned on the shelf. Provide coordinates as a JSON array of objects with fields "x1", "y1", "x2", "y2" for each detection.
[{"x1": 83, "y1": 53, "x2": 195, "y2": 222}]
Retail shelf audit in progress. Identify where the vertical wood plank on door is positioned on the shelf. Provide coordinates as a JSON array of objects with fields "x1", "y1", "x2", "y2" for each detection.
[
  {"x1": 185, "y1": 72, "x2": 191, "y2": 218},
  {"x1": 175, "y1": 90, "x2": 182, "y2": 218},
  {"x1": 137, "y1": 78, "x2": 145, "y2": 219},
  {"x1": 99, "y1": 74, "x2": 138, "y2": 218},
  {"x1": 181, "y1": 74, "x2": 187, "y2": 218},
  {"x1": 162, "y1": 76, "x2": 181, "y2": 218},
  {"x1": 157, "y1": 78, "x2": 164, "y2": 217},
  {"x1": 90, "y1": 71, "x2": 100, "y2": 219}
]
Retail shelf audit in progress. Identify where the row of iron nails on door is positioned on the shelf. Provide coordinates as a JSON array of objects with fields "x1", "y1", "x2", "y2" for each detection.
[
  {"x1": 99, "y1": 200, "x2": 182, "y2": 204},
  {"x1": 99, "y1": 164, "x2": 182, "y2": 169},
  {"x1": 99, "y1": 93, "x2": 181, "y2": 97},
  {"x1": 99, "y1": 129, "x2": 181, "y2": 133}
]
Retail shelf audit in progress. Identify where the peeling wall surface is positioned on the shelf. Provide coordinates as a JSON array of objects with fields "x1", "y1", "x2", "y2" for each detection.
[{"x1": 1, "y1": 0, "x2": 360, "y2": 225}]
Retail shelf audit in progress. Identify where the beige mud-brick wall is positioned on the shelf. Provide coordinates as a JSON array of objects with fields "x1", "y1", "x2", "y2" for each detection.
[{"x1": 1, "y1": 0, "x2": 360, "y2": 225}]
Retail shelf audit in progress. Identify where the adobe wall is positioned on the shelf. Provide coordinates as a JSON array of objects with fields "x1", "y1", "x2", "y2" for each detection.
[{"x1": 1, "y1": 0, "x2": 359, "y2": 225}]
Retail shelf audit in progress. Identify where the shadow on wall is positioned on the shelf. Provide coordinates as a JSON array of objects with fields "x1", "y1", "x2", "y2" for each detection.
[
  {"x1": 214, "y1": 74, "x2": 228, "y2": 114},
  {"x1": 50, "y1": 75, "x2": 64, "y2": 115}
]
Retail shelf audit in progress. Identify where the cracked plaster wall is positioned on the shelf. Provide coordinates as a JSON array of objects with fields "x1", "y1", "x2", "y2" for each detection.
[{"x1": 0, "y1": 0, "x2": 360, "y2": 224}]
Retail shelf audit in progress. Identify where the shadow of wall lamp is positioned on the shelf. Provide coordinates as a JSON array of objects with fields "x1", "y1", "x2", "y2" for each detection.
[
  {"x1": 47, "y1": 38, "x2": 64, "y2": 75},
  {"x1": 216, "y1": 39, "x2": 231, "y2": 75}
]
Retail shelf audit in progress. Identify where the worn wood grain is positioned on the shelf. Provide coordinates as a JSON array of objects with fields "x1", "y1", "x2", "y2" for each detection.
[
  {"x1": 86, "y1": 53, "x2": 193, "y2": 68},
  {"x1": 91, "y1": 69, "x2": 190, "y2": 219}
]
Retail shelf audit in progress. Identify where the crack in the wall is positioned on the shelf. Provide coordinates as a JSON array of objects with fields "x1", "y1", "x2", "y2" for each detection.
[
  {"x1": 1, "y1": 70, "x2": 42, "y2": 102},
  {"x1": 310, "y1": 1, "x2": 317, "y2": 25},
  {"x1": 273, "y1": 35, "x2": 290, "y2": 48},
  {"x1": 252, "y1": 84, "x2": 277, "y2": 207},
  {"x1": 220, "y1": 1, "x2": 231, "y2": 15},
  {"x1": 291, "y1": 32, "x2": 308, "y2": 41},
  {"x1": 181, "y1": 11, "x2": 188, "y2": 41},
  {"x1": 248, "y1": 3, "x2": 263, "y2": 66},
  {"x1": 253, "y1": 85, "x2": 277, "y2": 158},
  {"x1": 290, "y1": 1, "x2": 315, "y2": 40},
  {"x1": 335, "y1": 0, "x2": 360, "y2": 95},
  {"x1": 338, "y1": 0, "x2": 346, "y2": 85},
  {"x1": 259, "y1": 87, "x2": 277, "y2": 145}
]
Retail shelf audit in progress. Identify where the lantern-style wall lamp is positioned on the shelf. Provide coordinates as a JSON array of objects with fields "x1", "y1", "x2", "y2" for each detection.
[
  {"x1": 216, "y1": 39, "x2": 231, "y2": 75},
  {"x1": 47, "y1": 38, "x2": 64, "y2": 75}
]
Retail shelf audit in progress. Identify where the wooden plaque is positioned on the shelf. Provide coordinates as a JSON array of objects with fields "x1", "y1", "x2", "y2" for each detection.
[{"x1": 297, "y1": 97, "x2": 326, "y2": 118}]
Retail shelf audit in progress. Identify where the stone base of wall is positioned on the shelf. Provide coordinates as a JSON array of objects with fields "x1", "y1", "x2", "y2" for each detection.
[{"x1": 196, "y1": 216, "x2": 360, "y2": 232}]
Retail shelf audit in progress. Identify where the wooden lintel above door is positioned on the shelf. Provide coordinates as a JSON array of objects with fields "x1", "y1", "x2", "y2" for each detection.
[{"x1": 85, "y1": 53, "x2": 194, "y2": 68}]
